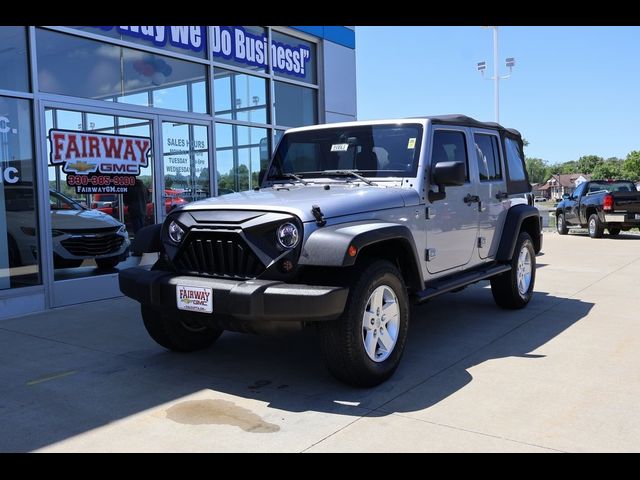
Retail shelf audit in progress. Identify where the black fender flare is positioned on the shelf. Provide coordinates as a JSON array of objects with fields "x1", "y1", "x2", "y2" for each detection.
[
  {"x1": 495, "y1": 205, "x2": 542, "y2": 261},
  {"x1": 131, "y1": 224, "x2": 162, "y2": 253},
  {"x1": 299, "y1": 221, "x2": 421, "y2": 268}
]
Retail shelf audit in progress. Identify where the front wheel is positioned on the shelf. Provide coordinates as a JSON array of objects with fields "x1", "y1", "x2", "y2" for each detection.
[
  {"x1": 556, "y1": 213, "x2": 568, "y2": 235},
  {"x1": 491, "y1": 232, "x2": 536, "y2": 309},
  {"x1": 317, "y1": 259, "x2": 409, "y2": 387},
  {"x1": 588, "y1": 214, "x2": 604, "y2": 238},
  {"x1": 141, "y1": 304, "x2": 223, "y2": 352}
]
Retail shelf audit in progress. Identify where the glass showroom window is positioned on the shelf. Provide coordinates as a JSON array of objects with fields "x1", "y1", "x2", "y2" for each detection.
[
  {"x1": 211, "y1": 26, "x2": 268, "y2": 73},
  {"x1": 0, "y1": 96, "x2": 40, "y2": 290},
  {"x1": 274, "y1": 81, "x2": 317, "y2": 128},
  {"x1": 215, "y1": 123, "x2": 269, "y2": 194},
  {"x1": 270, "y1": 30, "x2": 317, "y2": 85},
  {"x1": 35, "y1": 28, "x2": 208, "y2": 114},
  {"x1": 0, "y1": 27, "x2": 30, "y2": 92},
  {"x1": 214, "y1": 68, "x2": 268, "y2": 124}
]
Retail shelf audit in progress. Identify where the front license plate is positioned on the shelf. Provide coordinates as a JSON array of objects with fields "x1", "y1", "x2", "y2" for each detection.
[
  {"x1": 635, "y1": 214, "x2": 640, "y2": 220},
  {"x1": 176, "y1": 284, "x2": 213, "y2": 313}
]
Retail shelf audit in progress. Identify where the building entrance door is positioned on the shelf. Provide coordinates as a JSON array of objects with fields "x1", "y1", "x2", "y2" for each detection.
[{"x1": 41, "y1": 101, "x2": 159, "y2": 307}]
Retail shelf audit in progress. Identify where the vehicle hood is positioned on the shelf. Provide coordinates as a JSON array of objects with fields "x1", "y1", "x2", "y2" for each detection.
[
  {"x1": 51, "y1": 209, "x2": 123, "y2": 230},
  {"x1": 181, "y1": 185, "x2": 417, "y2": 222}
]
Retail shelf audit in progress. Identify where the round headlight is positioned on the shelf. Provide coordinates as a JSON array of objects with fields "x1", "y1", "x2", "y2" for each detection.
[
  {"x1": 168, "y1": 220, "x2": 185, "y2": 244},
  {"x1": 277, "y1": 223, "x2": 299, "y2": 249}
]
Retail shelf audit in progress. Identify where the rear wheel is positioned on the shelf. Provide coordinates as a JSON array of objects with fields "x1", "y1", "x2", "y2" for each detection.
[
  {"x1": 491, "y1": 232, "x2": 536, "y2": 309},
  {"x1": 556, "y1": 213, "x2": 568, "y2": 235},
  {"x1": 608, "y1": 227, "x2": 621, "y2": 236},
  {"x1": 141, "y1": 304, "x2": 223, "y2": 352},
  {"x1": 317, "y1": 259, "x2": 409, "y2": 387},
  {"x1": 588, "y1": 214, "x2": 604, "y2": 238}
]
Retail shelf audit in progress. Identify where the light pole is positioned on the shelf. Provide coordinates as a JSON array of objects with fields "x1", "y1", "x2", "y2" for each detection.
[{"x1": 476, "y1": 26, "x2": 515, "y2": 123}]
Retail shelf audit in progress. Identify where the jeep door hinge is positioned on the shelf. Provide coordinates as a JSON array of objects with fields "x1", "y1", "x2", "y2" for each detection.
[{"x1": 425, "y1": 248, "x2": 436, "y2": 261}]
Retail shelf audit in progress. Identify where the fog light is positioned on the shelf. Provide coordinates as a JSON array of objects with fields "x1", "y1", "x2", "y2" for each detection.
[
  {"x1": 168, "y1": 220, "x2": 185, "y2": 244},
  {"x1": 280, "y1": 259, "x2": 294, "y2": 273}
]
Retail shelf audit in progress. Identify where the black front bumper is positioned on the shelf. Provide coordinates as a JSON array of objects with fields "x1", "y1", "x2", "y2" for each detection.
[{"x1": 118, "y1": 267, "x2": 348, "y2": 322}]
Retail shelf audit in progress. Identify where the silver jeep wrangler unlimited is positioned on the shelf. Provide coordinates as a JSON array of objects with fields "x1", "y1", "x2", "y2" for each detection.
[{"x1": 120, "y1": 115, "x2": 542, "y2": 387}]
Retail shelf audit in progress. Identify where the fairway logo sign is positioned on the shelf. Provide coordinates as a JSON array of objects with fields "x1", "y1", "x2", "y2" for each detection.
[{"x1": 49, "y1": 129, "x2": 151, "y2": 194}]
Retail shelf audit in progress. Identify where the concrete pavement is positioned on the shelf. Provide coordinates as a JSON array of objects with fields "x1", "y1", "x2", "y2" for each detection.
[{"x1": 1, "y1": 230, "x2": 639, "y2": 452}]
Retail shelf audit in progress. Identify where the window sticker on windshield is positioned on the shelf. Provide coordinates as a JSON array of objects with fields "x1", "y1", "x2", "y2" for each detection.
[
  {"x1": 331, "y1": 143, "x2": 349, "y2": 152},
  {"x1": 407, "y1": 138, "x2": 416, "y2": 149}
]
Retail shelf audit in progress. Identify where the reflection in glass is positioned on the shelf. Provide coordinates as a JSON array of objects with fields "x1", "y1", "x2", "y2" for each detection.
[
  {"x1": 36, "y1": 29, "x2": 208, "y2": 114},
  {"x1": 0, "y1": 27, "x2": 30, "y2": 91},
  {"x1": 214, "y1": 68, "x2": 268, "y2": 123},
  {"x1": 274, "y1": 81, "x2": 317, "y2": 128},
  {"x1": 215, "y1": 123, "x2": 269, "y2": 194},
  {"x1": 45, "y1": 108, "x2": 155, "y2": 280},
  {"x1": 1, "y1": 97, "x2": 40, "y2": 289},
  {"x1": 162, "y1": 122, "x2": 210, "y2": 208},
  {"x1": 0, "y1": 99, "x2": 39, "y2": 285}
]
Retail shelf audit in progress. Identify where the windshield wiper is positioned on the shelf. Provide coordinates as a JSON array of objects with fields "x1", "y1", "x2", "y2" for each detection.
[
  {"x1": 272, "y1": 173, "x2": 309, "y2": 185},
  {"x1": 321, "y1": 170, "x2": 377, "y2": 186}
]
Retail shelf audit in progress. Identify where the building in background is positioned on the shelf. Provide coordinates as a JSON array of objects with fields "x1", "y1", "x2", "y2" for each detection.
[{"x1": 0, "y1": 26, "x2": 356, "y2": 319}]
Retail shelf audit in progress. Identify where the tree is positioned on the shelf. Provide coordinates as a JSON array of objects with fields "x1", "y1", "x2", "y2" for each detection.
[
  {"x1": 622, "y1": 151, "x2": 640, "y2": 181},
  {"x1": 525, "y1": 157, "x2": 549, "y2": 184},
  {"x1": 591, "y1": 161, "x2": 622, "y2": 180},
  {"x1": 575, "y1": 155, "x2": 604, "y2": 175}
]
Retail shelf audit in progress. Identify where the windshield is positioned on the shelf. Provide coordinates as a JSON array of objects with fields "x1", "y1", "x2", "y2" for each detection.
[
  {"x1": 587, "y1": 181, "x2": 636, "y2": 194},
  {"x1": 266, "y1": 124, "x2": 423, "y2": 181},
  {"x1": 50, "y1": 190, "x2": 84, "y2": 211}
]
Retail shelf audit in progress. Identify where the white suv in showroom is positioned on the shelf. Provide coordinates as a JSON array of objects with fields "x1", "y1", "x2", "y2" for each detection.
[{"x1": 5, "y1": 186, "x2": 130, "y2": 270}]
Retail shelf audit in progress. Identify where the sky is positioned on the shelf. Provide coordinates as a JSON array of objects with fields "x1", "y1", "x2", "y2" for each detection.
[{"x1": 355, "y1": 26, "x2": 640, "y2": 165}]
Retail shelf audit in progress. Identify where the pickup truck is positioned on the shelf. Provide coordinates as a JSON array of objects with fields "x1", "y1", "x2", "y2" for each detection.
[{"x1": 555, "y1": 180, "x2": 640, "y2": 238}]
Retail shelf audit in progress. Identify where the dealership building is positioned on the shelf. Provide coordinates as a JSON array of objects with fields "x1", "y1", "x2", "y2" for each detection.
[{"x1": 0, "y1": 26, "x2": 357, "y2": 319}]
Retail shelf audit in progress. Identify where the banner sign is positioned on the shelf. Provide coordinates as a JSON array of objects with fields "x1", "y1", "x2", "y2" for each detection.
[
  {"x1": 211, "y1": 26, "x2": 311, "y2": 78},
  {"x1": 92, "y1": 26, "x2": 312, "y2": 79},
  {"x1": 98, "y1": 26, "x2": 205, "y2": 53},
  {"x1": 49, "y1": 129, "x2": 151, "y2": 194}
]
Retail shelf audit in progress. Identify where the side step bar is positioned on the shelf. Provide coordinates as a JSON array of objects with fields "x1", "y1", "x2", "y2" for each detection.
[{"x1": 413, "y1": 263, "x2": 511, "y2": 304}]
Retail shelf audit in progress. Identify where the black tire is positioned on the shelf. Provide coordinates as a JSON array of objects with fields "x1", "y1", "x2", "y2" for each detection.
[
  {"x1": 95, "y1": 257, "x2": 121, "y2": 270},
  {"x1": 491, "y1": 231, "x2": 536, "y2": 309},
  {"x1": 608, "y1": 227, "x2": 621, "y2": 237},
  {"x1": 556, "y1": 213, "x2": 568, "y2": 235},
  {"x1": 317, "y1": 259, "x2": 410, "y2": 387},
  {"x1": 141, "y1": 304, "x2": 223, "y2": 352},
  {"x1": 588, "y1": 214, "x2": 604, "y2": 238}
]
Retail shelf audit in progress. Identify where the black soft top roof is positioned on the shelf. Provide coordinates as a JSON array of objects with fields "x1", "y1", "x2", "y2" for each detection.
[{"x1": 413, "y1": 114, "x2": 522, "y2": 139}]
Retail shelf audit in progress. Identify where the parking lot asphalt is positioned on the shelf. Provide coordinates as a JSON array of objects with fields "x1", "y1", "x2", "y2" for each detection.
[{"x1": 1, "y1": 230, "x2": 639, "y2": 452}]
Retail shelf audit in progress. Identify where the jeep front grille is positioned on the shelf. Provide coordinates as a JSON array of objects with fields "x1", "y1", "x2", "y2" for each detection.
[{"x1": 174, "y1": 231, "x2": 265, "y2": 279}]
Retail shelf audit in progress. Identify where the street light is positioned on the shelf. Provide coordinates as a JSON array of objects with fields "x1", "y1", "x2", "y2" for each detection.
[{"x1": 476, "y1": 26, "x2": 515, "y2": 123}]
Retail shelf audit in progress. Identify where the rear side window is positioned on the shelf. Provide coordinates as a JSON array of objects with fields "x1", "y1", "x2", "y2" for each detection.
[
  {"x1": 474, "y1": 134, "x2": 502, "y2": 181},
  {"x1": 504, "y1": 137, "x2": 526, "y2": 181},
  {"x1": 432, "y1": 130, "x2": 469, "y2": 182}
]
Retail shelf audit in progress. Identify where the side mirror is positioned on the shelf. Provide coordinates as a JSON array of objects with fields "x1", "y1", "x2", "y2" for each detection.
[
  {"x1": 433, "y1": 161, "x2": 465, "y2": 187},
  {"x1": 562, "y1": 193, "x2": 570, "y2": 200},
  {"x1": 258, "y1": 169, "x2": 267, "y2": 186},
  {"x1": 429, "y1": 161, "x2": 465, "y2": 202}
]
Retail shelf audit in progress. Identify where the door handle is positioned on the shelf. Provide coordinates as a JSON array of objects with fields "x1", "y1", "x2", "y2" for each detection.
[
  {"x1": 495, "y1": 191, "x2": 509, "y2": 200},
  {"x1": 464, "y1": 194, "x2": 480, "y2": 204}
]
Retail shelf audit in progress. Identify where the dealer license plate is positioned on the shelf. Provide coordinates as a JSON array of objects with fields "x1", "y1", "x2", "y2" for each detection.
[{"x1": 176, "y1": 284, "x2": 213, "y2": 313}]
